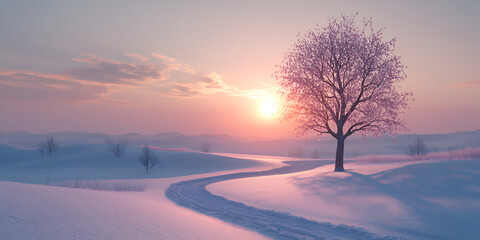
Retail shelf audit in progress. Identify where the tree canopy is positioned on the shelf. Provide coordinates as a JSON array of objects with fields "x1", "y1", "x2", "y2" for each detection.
[{"x1": 275, "y1": 15, "x2": 412, "y2": 171}]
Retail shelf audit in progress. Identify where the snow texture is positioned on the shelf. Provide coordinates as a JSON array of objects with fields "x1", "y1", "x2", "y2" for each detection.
[
  {"x1": 0, "y1": 143, "x2": 260, "y2": 184},
  {"x1": 166, "y1": 160, "x2": 402, "y2": 240},
  {"x1": 210, "y1": 160, "x2": 480, "y2": 240},
  {"x1": 2, "y1": 130, "x2": 480, "y2": 159},
  {"x1": 0, "y1": 178, "x2": 269, "y2": 240}
]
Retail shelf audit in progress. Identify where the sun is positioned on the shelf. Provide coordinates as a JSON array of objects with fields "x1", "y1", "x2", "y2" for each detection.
[{"x1": 259, "y1": 99, "x2": 278, "y2": 118}]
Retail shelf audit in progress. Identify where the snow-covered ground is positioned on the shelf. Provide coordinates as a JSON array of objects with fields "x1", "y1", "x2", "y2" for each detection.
[
  {"x1": 209, "y1": 159, "x2": 480, "y2": 240},
  {"x1": 0, "y1": 143, "x2": 261, "y2": 183},
  {"x1": 1, "y1": 131, "x2": 480, "y2": 239},
  {"x1": 0, "y1": 142, "x2": 271, "y2": 239},
  {"x1": 0, "y1": 176, "x2": 269, "y2": 240},
  {"x1": 166, "y1": 159, "x2": 401, "y2": 239},
  {"x1": 2, "y1": 129, "x2": 479, "y2": 158}
]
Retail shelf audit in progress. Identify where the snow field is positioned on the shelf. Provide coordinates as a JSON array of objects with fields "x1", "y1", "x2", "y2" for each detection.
[{"x1": 209, "y1": 159, "x2": 480, "y2": 240}]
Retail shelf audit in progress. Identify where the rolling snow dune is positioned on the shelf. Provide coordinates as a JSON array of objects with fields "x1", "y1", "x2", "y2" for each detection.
[
  {"x1": 0, "y1": 143, "x2": 260, "y2": 184},
  {"x1": 209, "y1": 159, "x2": 480, "y2": 240},
  {"x1": 0, "y1": 178, "x2": 269, "y2": 240},
  {"x1": 2, "y1": 131, "x2": 480, "y2": 239},
  {"x1": 0, "y1": 143, "x2": 273, "y2": 239},
  {"x1": 1, "y1": 130, "x2": 479, "y2": 159},
  {"x1": 166, "y1": 160, "x2": 402, "y2": 240}
]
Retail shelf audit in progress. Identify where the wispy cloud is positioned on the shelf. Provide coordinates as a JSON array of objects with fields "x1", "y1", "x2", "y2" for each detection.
[
  {"x1": 0, "y1": 53, "x2": 174, "y2": 102},
  {"x1": 69, "y1": 54, "x2": 166, "y2": 85},
  {"x1": 229, "y1": 88, "x2": 273, "y2": 99},
  {"x1": 0, "y1": 70, "x2": 108, "y2": 102},
  {"x1": 0, "y1": 52, "x2": 275, "y2": 103},
  {"x1": 152, "y1": 53, "x2": 195, "y2": 74},
  {"x1": 164, "y1": 72, "x2": 274, "y2": 99},
  {"x1": 167, "y1": 84, "x2": 204, "y2": 98},
  {"x1": 164, "y1": 73, "x2": 230, "y2": 98},
  {"x1": 126, "y1": 53, "x2": 148, "y2": 62},
  {"x1": 452, "y1": 81, "x2": 480, "y2": 87}
]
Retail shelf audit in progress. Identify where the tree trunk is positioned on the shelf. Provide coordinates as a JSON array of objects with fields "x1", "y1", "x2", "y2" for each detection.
[{"x1": 334, "y1": 137, "x2": 345, "y2": 172}]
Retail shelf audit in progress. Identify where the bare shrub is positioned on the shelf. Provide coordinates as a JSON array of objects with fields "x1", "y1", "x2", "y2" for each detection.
[
  {"x1": 345, "y1": 146, "x2": 480, "y2": 164},
  {"x1": 351, "y1": 151, "x2": 361, "y2": 160},
  {"x1": 289, "y1": 147, "x2": 305, "y2": 158},
  {"x1": 105, "y1": 138, "x2": 128, "y2": 158},
  {"x1": 447, "y1": 146, "x2": 459, "y2": 160},
  {"x1": 408, "y1": 136, "x2": 428, "y2": 159},
  {"x1": 201, "y1": 141, "x2": 212, "y2": 153},
  {"x1": 49, "y1": 180, "x2": 145, "y2": 192},
  {"x1": 311, "y1": 149, "x2": 321, "y2": 159},
  {"x1": 37, "y1": 142, "x2": 45, "y2": 155},
  {"x1": 139, "y1": 144, "x2": 159, "y2": 172},
  {"x1": 38, "y1": 136, "x2": 60, "y2": 156},
  {"x1": 459, "y1": 148, "x2": 480, "y2": 160}
]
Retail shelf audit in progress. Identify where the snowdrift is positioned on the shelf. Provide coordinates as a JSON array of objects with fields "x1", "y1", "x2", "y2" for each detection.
[{"x1": 0, "y1": 143, "x2": 260, "y2": 184}]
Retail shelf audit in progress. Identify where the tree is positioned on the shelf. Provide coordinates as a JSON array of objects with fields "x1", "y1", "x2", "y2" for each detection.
[
  {"x1": 38, "y1": 136, "x2": 60, "y2": 156},
  {"x1": 201, "y1": 141, "x2": 212, "y2": 153},
  {"x1": 311, "y1": 149, "x2": 321, "y2": 159},
  {"x1": 105, "y1": 138, "x2": 128, "y2": 158},
  {"x1": 289, "y1": 147, "x2": 305, "y2": 158},
  {"x1": 138, "y1": 144, "x2": 159, "y2": 172},
  {"x1": 37, "y1": 142, "x2": 45, "y2": 155},
  {"x1": 408, "y1": 136, "x2": 428, "y2": 159},
  {"x1": 275, "y1": 15, "x2": 411, "y2": 171}
]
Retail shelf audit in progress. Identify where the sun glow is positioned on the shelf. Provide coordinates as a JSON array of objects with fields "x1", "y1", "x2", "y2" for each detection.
[{"x1": 259, "y1": 99, "x2": 278, "y2": 118}]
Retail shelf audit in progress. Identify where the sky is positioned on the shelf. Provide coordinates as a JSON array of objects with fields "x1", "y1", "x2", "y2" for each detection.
[{"x1": 0, "y1": 0, "x2": 479, "y2": 139}]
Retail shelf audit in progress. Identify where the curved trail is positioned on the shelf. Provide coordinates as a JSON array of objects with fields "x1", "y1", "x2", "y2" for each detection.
[{"x1": 166, "y1": 160, "x2": 400, "y2": 240}]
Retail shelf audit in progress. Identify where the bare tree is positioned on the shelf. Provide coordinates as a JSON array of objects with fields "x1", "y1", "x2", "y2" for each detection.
[
  {"x1": 447, "y1": 146, "x2": 459, "y2": 160},
  {"x1": 311, "y1": 149, "x2": 321, "y2": 159},
  {"x1": 408, "y1": 136, "x2": 428, "y2": 159},
  {"x1": 38, "y1": 136, "x2": 60, "y2": 156},
  {"x1": 275, "y1": 15, "x2": 411, "y2": 171},
  {"x1": 351, "y1": 151, "x2": 361, "y2": 160},
  {"x1": 105, "y1": 138, "x2": 128, "y2": 158},
  {"x1": 289, "y1": 147, "x2": 305, "y2": 158},
  {"x1": 138, "y1": 144, "x2": 159, "y2": 172},
  {"x1": 37, "y1": 142, "x2": 45, "y2": 155},
  {"x1": 201, "y1": 141, "x2": 212, "y2": 153}
]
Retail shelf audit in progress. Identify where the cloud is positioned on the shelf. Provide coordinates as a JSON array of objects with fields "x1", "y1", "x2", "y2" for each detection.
[
  {"x1": 200, "y1": 72, "x2": 228, "y2": 89},
  {"x1": 164, "y1": 72, "x2": 274, "y2": 99},
  {"x1": 0, "y1": 70, "x2": 108, "y2": 102},
  {"x1": 0, "y1": 52, "x2": 276, "y2": 103},
  {"x1": 167, "y1": 83, "x2": 204, "y2": 98},
  {"x1": 69, "y1": 55, "x2": 166, "y2": 85},
  {"x1": 0, "y1": 53, "x2": 188, "y2": 103},
  {"x1": 126, "y1": 53, "x2": 148, "y2": 62},
  {"x1": 452, "y1": 81, "x2": 480, "y2": 87},
  {"x1": 164, "y1": 73, "x2": 229, "y2": 98},
  {"x1": 228, "y1": 88, "x2": 272, "y2": 99},
  {"x1": 152, "y1": 53, "x2": 177, "y2": 63},
  {"x1": 152, "y1": 53, "x2": 195, "y2": 73}
]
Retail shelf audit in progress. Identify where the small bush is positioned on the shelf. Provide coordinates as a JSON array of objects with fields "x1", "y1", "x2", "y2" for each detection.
[
  {"x1": 105, "y1": 138, "x2": 128, "y2": 158},
  {"x1": 139, "y1": 144, "x2": 159, "y2": 172},
  {"x1": 201, "y1": 141, "x2": 212, "y2": 153},
  {"x1": 48, "y1": 180, "x2": 145, "y2": 192},
  {"x1": 407, "y1": 136, "x2": 428, "y2": 159},
  {"x1": 38, "y1": 136, "x2": 60, "y2": 156}
]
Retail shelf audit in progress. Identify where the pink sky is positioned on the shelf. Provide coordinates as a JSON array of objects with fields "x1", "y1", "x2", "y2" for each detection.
[{"x1": 0, "y1": 1, "x2": 479, "y2": 139}]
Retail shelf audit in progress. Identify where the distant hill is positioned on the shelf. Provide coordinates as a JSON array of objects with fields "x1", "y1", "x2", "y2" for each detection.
[{"x1": 0, "y1": 130, "x2": 479, "y2": 159}]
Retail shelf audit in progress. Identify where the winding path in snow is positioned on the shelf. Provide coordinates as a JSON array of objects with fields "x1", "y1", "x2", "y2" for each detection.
[{"x1": 165, "y1": 160, "x2": 400, "y2": 240}]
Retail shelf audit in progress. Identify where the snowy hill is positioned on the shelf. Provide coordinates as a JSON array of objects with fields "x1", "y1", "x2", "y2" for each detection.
[
  {"x1": 1, "y1": 130, "x2": 479, "y2": 158},
  {"x1": 0, "y1": 143, "x2": 260, "y2": 184},
  {"x1": 1, "y1": 130, "x2": 480, "y2": 239}
]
